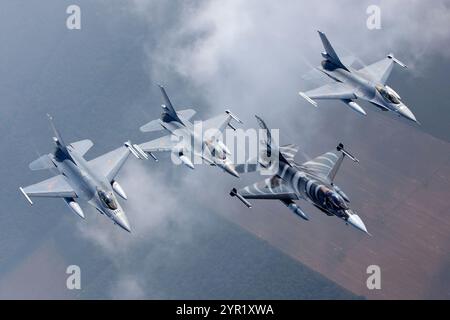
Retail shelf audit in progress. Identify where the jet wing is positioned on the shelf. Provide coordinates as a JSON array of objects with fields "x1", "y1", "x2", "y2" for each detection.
[
  {"x1": 202, "y1": 113, "x2": 234, "y2": 140},
  {"x1": 238, "y1": 176, "x2": 300, "y2": 200},
  {"x1": 139, "y1": 135, "x2": 184, "y2": 153},
  {"x1": 88, "y1": 146, "x2": 131, "y2": 182},
  {"x1": 302, "y1": 83, "x2": 356, "y2": 100},
  {"x1": 357, "y1": 57, "x2": 395, "y2": 84},
  {"x1": 300, "y1": 150, "x2": 344, "y2": 183},
  {"x1": 21, "y1": 175, "x2": 77, "y2": 199}
]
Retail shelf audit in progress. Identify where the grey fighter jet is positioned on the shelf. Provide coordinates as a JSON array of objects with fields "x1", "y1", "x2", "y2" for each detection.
[
  {"x1": 299, "y1": 31, "x2": 417, "y2": 123},
  {"x1": 19, "y1": 115, "x2": 135, "y2": 232},
  {"x1": 230, "y1": 115, "x2": 369, "y2": 235},
  {"x1": 130, "y1": 85, "x2": 242, "y2": 177}
]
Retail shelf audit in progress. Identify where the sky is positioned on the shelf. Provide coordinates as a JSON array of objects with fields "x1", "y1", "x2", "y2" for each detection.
[{"x1": 0, "y1": 0, "x2": 449, "y2": 299}]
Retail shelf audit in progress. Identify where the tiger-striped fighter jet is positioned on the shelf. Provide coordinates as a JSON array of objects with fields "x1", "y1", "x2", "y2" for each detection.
[
  {"x1": 133, "y1": 85, "x2": 242, "y2": 177},
  {"x1": 19, "y1": 115, "x2": 135, "y2": 232},
  {"x1": 299, "y1": 31, "x2": 417, "y2": 123},
  {"x1": 230, "y1": 116, "x2": 369, "y2": 235}
]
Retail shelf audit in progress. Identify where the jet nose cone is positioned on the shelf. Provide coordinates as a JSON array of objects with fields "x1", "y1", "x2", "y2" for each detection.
[
  {"x1": 115, "y1": 211, "x2": 132, "y2": 233},
  {"x1": 398, "y1": 105, "x2": 417, "y2": 123},
  {"x1": 225, "y1": 163, "x2": 240, "y2": 178},
  {"x1": 346, "y1": 212, "x2": 369, "y2": 234}
]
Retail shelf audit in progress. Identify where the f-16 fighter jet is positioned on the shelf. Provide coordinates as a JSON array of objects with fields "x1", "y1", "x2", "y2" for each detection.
[
  {"x1": 19, "y1": 115, "x2": 136, "y2": 232},
  {"x1": 230, "y1": 115, "x2": 369, "y2": 235},
  {"x1": 299, "y1": 31, "x2": 417, "y2": 123},
  {"x1": 130, "y1": 85, "x2": 242, "y2": 177}
]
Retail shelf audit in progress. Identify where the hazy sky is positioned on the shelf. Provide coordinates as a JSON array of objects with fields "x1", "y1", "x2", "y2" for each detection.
[{"x1": 0, "y1": 0, "x2": 449, "y2": 299}]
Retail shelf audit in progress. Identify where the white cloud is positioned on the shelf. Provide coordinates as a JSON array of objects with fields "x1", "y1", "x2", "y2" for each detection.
[{"x1": 110, "y1": 275, "x2": 145, "y2": 299}]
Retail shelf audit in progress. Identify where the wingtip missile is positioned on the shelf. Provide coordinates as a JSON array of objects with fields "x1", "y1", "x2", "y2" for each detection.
[
  {"x1": 299, "y1": 92, "x2": 318, "y2": 107},
  {"x1": 387, "y1": 54, "x2": 407, "y2": 68},
  {"x1": 225, "y1": 110, "x2": 243, "y2": 123},
  {"x1": 19, "y1": 187, "x2": 33, "y2": 205},
  {"x1": 230, "y1": 188, "x2": 252, "y2": 208},
  {"x1": 337, "y1": 143, "x2": 359, "y2": 162}
]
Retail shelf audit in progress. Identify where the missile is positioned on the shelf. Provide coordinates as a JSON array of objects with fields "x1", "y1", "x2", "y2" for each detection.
[
  {"x1": 147, "y1": 151, "x2": 158, "y2": 162},
  {"x1": 230, "y1": 188, "x2": 252, "y2": 208},
  {"x1": 225, "y1": 110, "x2": 243, "y2": 124},
  {"x1": 343, "y1": 100, "x2": 366, "y2": 116},
  {"x1": 299, "y1": 92, "x2": 318, "y2": 107},
  {"x1": 387, "y1": 54, "x2": 407, "y2": 68},
  {"x1": 228, "y1": 122, "x2": 236, "y2": 131},
  {"x1": 64, "y1": 198, "x2": 85, "y2": 219},
  {"x1": 112, "y1": 180, "x2": 127, "y2": 200},
  {"x1": 179, "y1": 154, "x2": 194, "y2": 169},
  {"x1": 337, "y1": 143, "x2": 359, "y2": 162},
  {"x1": 19, "y1": 187, "x2": 33, "y2": 205},
  {"x1": 125, "y1": 141, "x2": 148, "y2": 160},
  {"x1": 125, "y1": 141, "x2": 141, "y2": 159},
  {"x1": 132, "y1": 143, "x2": 149, "y2": 160},
  {"x1": 281, "y1": 199, "x2": 309, "y2": 221}
]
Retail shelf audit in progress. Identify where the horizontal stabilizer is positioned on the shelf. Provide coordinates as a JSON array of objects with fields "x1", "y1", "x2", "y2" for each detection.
[
  {"x1": 29, "y1": 154, "x2": 54, "y2": 171},
  {"x1": 140, "y1": 119, "x2": 164, "y2": 132},
  {"x1": 176, "y1": 109, "x2": 196, "y2": 122},
  {"x1": 69, "y1": 139, "x2": 93, "y2": 157}
]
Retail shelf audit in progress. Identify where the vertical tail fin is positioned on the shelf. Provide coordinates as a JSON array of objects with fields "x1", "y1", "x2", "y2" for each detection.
[
  {"x1": 318, "y1": 31, "x2": 348, "y2": 71},
  {"x1": 47, "y1": 114, "x2": 66, "y2": 147},
  {"x1": 254, "y1": 115, "x2": 292, "y2": 166},
  {"x1": 158, "y1": 85, "x2": 182, "y2": 123}
]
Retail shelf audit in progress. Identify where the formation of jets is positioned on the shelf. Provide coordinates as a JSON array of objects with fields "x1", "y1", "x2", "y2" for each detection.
[{"x1": 19, "y1": 31, "x2": 420, "y2": 236}]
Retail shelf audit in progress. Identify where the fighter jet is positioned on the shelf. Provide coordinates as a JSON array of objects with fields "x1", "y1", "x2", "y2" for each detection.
[
  {"x1": 128, "y1": 85, "x2": 242, "y2": 177},
  {"x1": 299, "y1": 31, "x2": 417, "y2": 123},
  {"x1": 230, "y1": 115, "x2": 369, "y2": 235},
  {"x1": 19, "y1": 115, "x2": 137, "y2": 232}
]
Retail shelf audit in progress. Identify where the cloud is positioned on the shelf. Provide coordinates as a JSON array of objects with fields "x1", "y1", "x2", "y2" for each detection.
[
  {"x1": 110, "y1": 274, "x2": 145, "y2": 299},
  {"x1": 132, "y1": 0, "x2": 450, "y2": 82},
  {"x1": 75, "y1": 0, "x2": 450, "y2": 298},
  {"x1": 76, "y1": 159, "x2": 194, "y2": 255}
]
